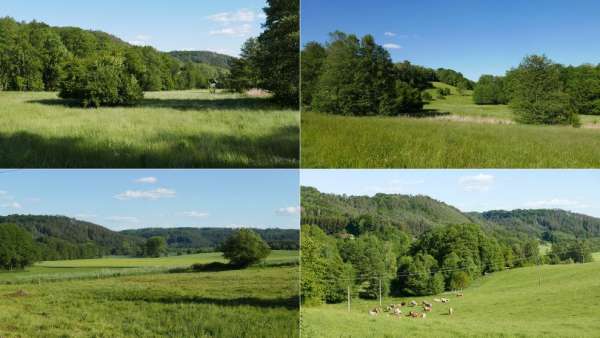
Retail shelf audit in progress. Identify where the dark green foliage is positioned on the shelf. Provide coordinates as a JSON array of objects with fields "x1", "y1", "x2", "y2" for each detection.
[
  {"x1": 301, "y1": 225, "x2": 350, "y2": 305},
  {"x1": 0, "y1": 223, "x2": 39, "y2": 270},
  {"x1": 222, "y1": 229, "x2": 271, "y2": 267},
  {"x1": 227, "y1": 38, "x2": 262, "y2": 92},
  {"x1": 311, "y1": 32, "x2": 417, "y2": 116},
  {"x1": 300, "y1": 41, "x2": 327, "y2": 109},
  {"x1": 506, "y1": 55, "x2": 578, "y2": 125},
  {"x1": 144, "y1": 236, "x2": 167, "y2": 257},
  {"x1": 121, "y1": 227, "x2": 299, "y2": 251},
  {"x1": 473, "y1": 75, "x2": 508, "y2": 104},
  {"x1": 437, "y1": 87, "x2": 451, "y2": 98},
  {"x1": 563, "y1": 64, "x2": 600, "y2": 115},
  {"x1": 168, "y1": 50, "x2": 235, "y2": 69},
  {"x1": 256, "y1": 0, "x2": 299, "y2": 105},
  {"x1": 0, "y1": 215, "x2": 142, "y2": 260},
  {"x1": 393, "y1": 254, "x2": 444, "y2": 296},
  {"x1": 435, "y1": 68, "x2": 474, "y2": 89},
  {"x1": 547, "y1": 240, "x2": 592, "y2": 264},
  {"x1": 394, "y1": 61, "x2": 436, "y2": 91}
]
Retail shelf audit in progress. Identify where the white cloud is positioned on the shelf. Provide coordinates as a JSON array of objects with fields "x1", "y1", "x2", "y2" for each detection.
[
  {"x1": 384, "y1": 31, "x2": 396, "y2": 37},
  {"x1": 276, "y1": 206, "x2": 301, "y2": 215},
  {"x1": 383, "y1": 43, "x2": 401, "y2": 49},
  {"x1": 459, "y1": 174, "x2": 495, "y2": 192},
  {"x1": 526, "y1": 198, "x2": 589, "y2": 209},
  {"x1": 209, "y1": 24, "x2": 252, "y2": 37},
  {"x1": 134, "y1": 176, "x2": 158, "y2": 184},
  {"x1": 114, "y1": 188, "x2": 176, "y2": 200},
  {"x1": 1, "y1": 201, "x2": 22, "y2": 209},
  {"x1": 75, "y1": 213, "x2": 97, "y2": 219},
  {"x1": 207, "y1": 9, "x2": 264, "y2": 24},
  {"x1": 365, "y1": 179, "x2": 424, "y2": 195},
  {"x1": 128, "y1": 34, "x2": 152, "y2": 46},
  {"x1": 180, "y1": 211, "x2": 210, "y2": 218},
  {"x1": 106, "y1": 216, "x2": 140, "y2": 223}
]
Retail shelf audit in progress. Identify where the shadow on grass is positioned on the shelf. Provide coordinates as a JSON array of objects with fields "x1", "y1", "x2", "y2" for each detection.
[
  {"x1": 103, "y1": 292, "x2": 299, "y2": 309},
  {"x1": 0, "y1": 126, "x2": 299, "y2": 168},
  {"x1": 27, "y1": 96, "x2": 289, "y2": 111},
  {"x1": 399, "y1": 109, "x2": 451, "y2": 118}
]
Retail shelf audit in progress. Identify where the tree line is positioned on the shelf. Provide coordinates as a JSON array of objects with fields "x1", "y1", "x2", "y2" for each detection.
[
  {"x1": 474, "y1": 55, "x2": 600, "y2": 125},
  {"x1": 0, "y1": 17, "x2": 226, "y2": 106},
  {"x1": 300, "y1": 31, "x2": 472, "y2": 116},
  {"x1": 226, "y1": 0, "x2": 299, "y2": 106}
]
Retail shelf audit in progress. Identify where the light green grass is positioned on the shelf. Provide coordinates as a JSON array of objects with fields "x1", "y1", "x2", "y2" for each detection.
[
  {"x1": 301, "y1": 261, "x2": 600, "y2": 337},
  {"x1": 0, "y1": 265, "x2": 298, "y2": 337},
  {"x1": 0, "y1": 90, "x2": 299, "y2": 168},
  {"x1": 0, "y1": 250, "x2": 298, "y2": 284},
  {"x1": 593, "y1": 252, "x2": 600, "y2": 262},
  {"x1": 301, "y1": 112, "x2": 600, "y2": 168},
  {"x1": 0, "y1": 251, "x2": 299, "y2": 337}
]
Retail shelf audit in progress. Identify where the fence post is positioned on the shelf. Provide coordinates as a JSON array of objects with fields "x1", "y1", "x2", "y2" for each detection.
[
  {"x1": 379, "y1": 276, "x2": 382, "y2": 307},
  {"x1": 347, "y1": 285, "x2": 351, "y2": 312}
]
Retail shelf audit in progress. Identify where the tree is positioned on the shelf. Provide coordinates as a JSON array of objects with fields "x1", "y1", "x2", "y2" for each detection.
[
  {"x1": 228, "y1": 38, "x2": 262, "y2": 92},
  {"x1": 392, "y1": 253, "x2": 443, "y2": 296},
  {"x1": 0, "y1": 223, "x2": 39, "y2": 270},
  {"x1": 144, "y1": 236, "x2": 167, "y2": 258},
  {"x1": 300, "y1": 41, "x2": 327, "y2": 109},
  {"x1": 255, "y1": 0, "x2": 299, "y2": 106},
  {"x1": 505, "y1": 55, "x2": 578, "y2": 125},
  {"x1": 59, "y1": 54, "x2": 143, "y2": 107},
  {"x1": 473, "y1": 75, "x2": 508, "y2": 105},
  {"x1": 563, "y1": 65, "x2": 600, "y2": 115},
  {"x1": 221, "y1": 229, "x2": 271, "y2": 267}
]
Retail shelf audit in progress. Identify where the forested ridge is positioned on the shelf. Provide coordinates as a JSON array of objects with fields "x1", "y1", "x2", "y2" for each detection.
[
  {"x1": 301, "y1": 187, "x2": 598, "y2": 304},
  {"x1": 0, "y1": 215, "x2": 299, "y2": 268},
  {"x1": 168, "y1": 50, "x2": 235, "y2": 70},
  {"x1": 0, "y1": 17, "x2": 227, "y2": 94}
]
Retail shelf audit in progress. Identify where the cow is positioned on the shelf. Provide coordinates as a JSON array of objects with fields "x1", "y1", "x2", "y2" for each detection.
[
  {"x1": 369, "y1": 308, "x2": 380, "y2": 316},
  {"x1": 456, "y1": 292, "x2": 464, "y2": 297},
  {"x1": 423, "y1": 306, "x2": 432, "y2": 312},
  {"x1": 433, "y1": 298, "x2": 442, "y2": 303},
  {"x1": 422, "y1": 301, "x2": 432, "y2": 308},
  {"x1": 400, "y1": 302, "x2": 406, "y2": 306},
  {"x1": 441, "y1": 298, "x2": 449, "y2": 303},
  {"x1": 409, "y1": 300, "x2": 417, "y2": 306}
]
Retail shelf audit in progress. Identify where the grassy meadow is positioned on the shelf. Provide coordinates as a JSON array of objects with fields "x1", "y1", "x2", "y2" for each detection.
[
  {"x1": 301, "y1": 257, "x2": 600, "y2": 337},
  {"x1": 0, "y1": 251, "x2": 299, "y2": 337},
  {"x1": 0, "y1": 90, "x2": 299, "y2": 168},
  {"x1": 302, "y1": 82, "x2": 600, "y2": 168}
]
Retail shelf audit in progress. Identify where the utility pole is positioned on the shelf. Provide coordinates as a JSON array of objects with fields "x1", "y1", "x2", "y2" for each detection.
[
  {"x1": 379, "y1": 276, "x2": 382, "y2": 307},
  {"x1": 347, "y1": 285, "x2": 351, "y2": 312}
]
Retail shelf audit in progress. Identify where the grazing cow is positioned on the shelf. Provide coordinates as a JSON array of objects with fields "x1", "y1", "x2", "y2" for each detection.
[
  {"x1": 448, "y1": 307, "x2": 454, "y2": 316},
  {"x1": 433, "y1": 298, "x2": 442, "y2": 303},
  {"x1": 456, "y1": 292, "x2": 464, "y2": 297},
  {"x1": 369, "y1": 308, "x2": 380, "y2": 316},
  {"x1": 393, "y1": 308, "x2": 402, "y2": 316},
  {"x1": 423, "y1": 306, "x2": 432, "y2": 312},
  {"x1": 422, "y1": 301, "x2": 432, "y2": 308},
  {"x1": 441, "y1": 298, "x2": 449, "y2": 303},
  {"x1": 409, "y1": 300, "x2": 417, "y2": 306}
]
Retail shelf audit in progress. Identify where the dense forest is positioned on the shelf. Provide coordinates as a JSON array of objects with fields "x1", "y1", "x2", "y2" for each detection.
[
  {"x1": 168, "y1": 50, "x2": 234, "y2": 69},
  {"x1": 121, "y1": 227, "x2": 299, "y2": 251},
  {"x1": 0, "y1": 215, "x2": 299, "y2": 270},
  {"x1": 0, "y1": 17, "x2": 227, "y2": 96},
  {"x1": 300, "y1": 32, "x2": 472, "y2": 115},
  {"x1": 301, "y1": 187, "x2": 597, "y2": 304},
  {"x1": 473, "y1": 55, "x2": 600, "y2": 125}
]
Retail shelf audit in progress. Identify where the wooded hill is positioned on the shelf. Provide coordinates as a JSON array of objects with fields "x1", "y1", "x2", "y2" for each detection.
[
  {"x1": 301, "y1": 186, "x2": 600, "y2": 244},
  {"x1": 0, "y1": 215, "x2": 299, "y2": 261},
  {"x1": 168, "y1": 51, "x2": 235, "y2": 70}
]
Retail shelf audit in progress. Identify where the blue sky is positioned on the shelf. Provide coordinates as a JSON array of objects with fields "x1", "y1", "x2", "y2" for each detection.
[
  {"x1": 302, "y1": 0, "x2": 600, "y2": 80},
  {"x1": 301, "y1": 170, "x2": 600, "y2": 217},
  {"x1": 0, "y1": 170, "x2": 299, "y2": 231},
  {"x1": 1, "y1": 0, "x2": 267, "y2": 56}
]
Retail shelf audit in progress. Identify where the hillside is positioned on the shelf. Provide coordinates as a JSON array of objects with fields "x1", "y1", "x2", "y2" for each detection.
[
  {"x1": 302, "y1": 257, "x2": 600, "y2": 337},
  {"x1": 301, "y1": 187, "x2": 600, "y2": 244},
  {"x1": 121, "y1": 227, "x2": 299, "y2": 250},
  {"x1": 169, "y1": 50, "x2": 235, "y2": 69}
]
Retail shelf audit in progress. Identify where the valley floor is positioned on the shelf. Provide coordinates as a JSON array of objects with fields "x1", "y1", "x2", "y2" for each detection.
[
  {"x1": 0, "y1": 251, "x2": 299, "y2": 337},
  {"x1": 0, "y1": 90, "x2": 299, "y2": 168},
  {"x1": 301, "y1": 259, "x2": 600, "y2": 337}
]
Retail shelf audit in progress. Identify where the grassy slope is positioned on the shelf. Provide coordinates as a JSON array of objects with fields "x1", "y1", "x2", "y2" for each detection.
[
  {"x1": 0, "y1": 250, "x2": 298, "y2": 284},
  {"x1": 0, "y1": 90, "x2": 299, "y2": 168},
  {"x1": 0, "y1": 252, "x2": 299, "y2": 337},
  {"x1": 301, "y1": 260, "x2": 600, "y2": 337}
]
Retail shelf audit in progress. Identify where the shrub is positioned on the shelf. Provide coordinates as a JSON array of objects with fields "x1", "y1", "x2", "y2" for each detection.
[
  {"x1": 394, "y1": 81, "x2": 424, "y2": 114},
  {"x1": 59, "y1": 55, "x2": 143, "y2": 107},
  {"x1": 222, "y1": 229, "x2": 271, "y2": 267}
]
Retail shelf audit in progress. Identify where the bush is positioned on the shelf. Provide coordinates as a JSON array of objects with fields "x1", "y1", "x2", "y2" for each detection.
[
  {"x1": 59, "y1": 55, "x2": 143, "y2": 107},
  {"x1": 394, "y1": 81, "x2": 424, "y2": 114},
  {"x1": 222, "y1": 229, "x2": 271, "y2": 267}
]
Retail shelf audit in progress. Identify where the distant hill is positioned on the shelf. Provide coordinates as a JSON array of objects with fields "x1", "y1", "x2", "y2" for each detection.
[
  {"x1": 169, "y1": 50, "x2": 236, "y2": 69},
  {"x1": 301, "y1": 187, "x2": 600, "y2": 244},
  {"x1": 121, "y1": 227, "x2": 299, "y2": 251}
]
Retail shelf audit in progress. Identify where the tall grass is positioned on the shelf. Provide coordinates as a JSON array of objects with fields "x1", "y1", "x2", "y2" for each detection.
[
  {"x1": 302, "y1": 112, "x2": 600, "y2": 168},
  {"x1": 301, "y1": 260, "x2": 600, "y2": 337},
  {"x1": 0, "y1": 90, "x2": 299, "y2": 168}
]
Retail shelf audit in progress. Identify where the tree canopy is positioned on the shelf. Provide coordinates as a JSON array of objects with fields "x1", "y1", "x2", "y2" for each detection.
[
  {"x1": 0, "y1": 223, "x2": 39, "y2": 270},
  {"x1": 221, "y1": 229, "x2": 271, "y2": 267}
]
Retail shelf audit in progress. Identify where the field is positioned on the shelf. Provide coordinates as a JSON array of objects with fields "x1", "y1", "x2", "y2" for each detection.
[
  {"x1": 0, "y1": 90, "x2": 299, "y2": 168},
  {"x1": 0, "y1": 251, "x2": 299, "y2": 337},
  {"x1": 301, "y1": 83, "x2": 600, "y2": 168},
  {"x1": 301, "y1": 258, "x2": 600, "y2": 337}
]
